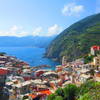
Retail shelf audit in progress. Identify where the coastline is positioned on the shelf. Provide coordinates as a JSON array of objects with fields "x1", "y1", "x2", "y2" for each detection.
[
  {"x1": 0, "y1": 48, "x2": 100, "y2": 100},
  {"x1": 0, "y1": 47, "x2": 60, "y2": 68}
]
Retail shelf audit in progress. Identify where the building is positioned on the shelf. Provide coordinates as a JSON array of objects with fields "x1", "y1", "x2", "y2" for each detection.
[
  {"x1": 91, "y1": 45, "x2": 100, "y2": 55},
  {"x1": 62, "y1": 56, "x2": 67, "y2": 65},
  {"x1": 93, "y1": 55, "x2": 100, "y2": 67},
  {"x1": 56, "y1": 65, "x2": 63, "y2": 72},
  {"x1": 95, "y1": 71, "x2": 100, "y2": 82},
  {"x1": 0, "y1": 68, "x2": 9, "y2": 84},
  {"x1": 79, "y1": 74, "x2": 91, "y2": 83},
  {"x1": 0, "y1": 68, "x2": 9, "y2": 100},
  {"x1": 0, "y1": 56, "x2": 8, "y2": 66}
]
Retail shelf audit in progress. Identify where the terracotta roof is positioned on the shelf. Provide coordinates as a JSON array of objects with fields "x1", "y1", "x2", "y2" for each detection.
[
  {"x1": 0, "y1": 68, "x2": 8, "y2": 75},
  {"x1": 28, "y1": 90, "x2": 51, "y2": 99},
  {"x1": 39, "y1": 90, "x2": 52, "y2": 95},
  {"x1": 28, "y1": 94, "x2": 36, "y2": 99},
  {"x1": 91, "y1": 45, "x2": 100, "y2": 50}
]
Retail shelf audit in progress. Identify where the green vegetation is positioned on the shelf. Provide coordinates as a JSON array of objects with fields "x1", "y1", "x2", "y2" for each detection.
[
  {"x1": 47, "y1": 80, "x2": 100, "y2": 100},
  {"x1": 46, "y1": 13, "x2": 100, "y2": 62},
  {"x1": 78, "y1": 80, "x2": 100, "y2": 100},
  {"x1": 84, "y1": 55, "x2": 94, "y2": 64}
]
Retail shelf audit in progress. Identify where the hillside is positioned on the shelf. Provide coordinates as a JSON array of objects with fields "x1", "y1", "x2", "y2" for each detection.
[
  {"x1": 0, "y1": 36, "x2": 55, "y2": 48},
  {"x1": 47, "y1": 80, "x2": 100, "y2": 100},
  {"x1": 45, "y1": 13, "x2": 100, "y2": 62}
]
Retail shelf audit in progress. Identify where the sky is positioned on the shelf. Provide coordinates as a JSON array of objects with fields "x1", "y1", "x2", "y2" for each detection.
[{"x1": 0, "y1": 0, "x2": 99, "y2": 37}]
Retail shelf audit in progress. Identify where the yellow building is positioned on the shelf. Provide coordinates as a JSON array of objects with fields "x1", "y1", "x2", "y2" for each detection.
[{"x1": 93, "y1": 55, "x2": 100, "y2": 67}]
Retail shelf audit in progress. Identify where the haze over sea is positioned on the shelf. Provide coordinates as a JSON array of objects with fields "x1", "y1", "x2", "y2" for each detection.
[{"x1": 0, "y1": 47, "x2": 60, "y2": 70}]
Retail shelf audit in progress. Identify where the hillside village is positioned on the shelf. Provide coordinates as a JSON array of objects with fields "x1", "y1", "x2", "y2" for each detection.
[{"x1": 0, "y1": 45, "x2": 100, "y2": 100}]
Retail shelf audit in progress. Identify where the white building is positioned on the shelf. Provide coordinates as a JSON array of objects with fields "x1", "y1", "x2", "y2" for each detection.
[{"x1": 62, "y1": 56, "x2": 67, "y2": 65}]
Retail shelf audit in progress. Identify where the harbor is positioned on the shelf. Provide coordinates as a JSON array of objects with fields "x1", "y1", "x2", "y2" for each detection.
[{"x1": 0, "y1": 46, "x2": 100, "y2": 100}]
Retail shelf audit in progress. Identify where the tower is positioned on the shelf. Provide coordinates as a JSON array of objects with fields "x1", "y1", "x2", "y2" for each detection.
[{"x1": 62, "y1": 56, "x2": 67, "y2": 65}]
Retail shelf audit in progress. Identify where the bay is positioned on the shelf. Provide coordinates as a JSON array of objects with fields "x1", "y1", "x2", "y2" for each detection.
[{"x1": 0, "y1": 47, "x2": 60, "y2": 70}]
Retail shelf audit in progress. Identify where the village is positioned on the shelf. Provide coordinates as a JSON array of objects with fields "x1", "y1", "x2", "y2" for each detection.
[{"x1": 0, "y1": 45, "x2": 100, "y2": 100}]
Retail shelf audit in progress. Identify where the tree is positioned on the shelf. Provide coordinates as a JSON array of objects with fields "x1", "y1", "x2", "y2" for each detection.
[
  {"x1": 84, "y1": 55, "x2": 94, "y2": 64},
  {"x1": 47, "y1": 81, "x2": 100, "y2": 100},
  {"x1": 54, "y1": 96, "x2": 63, "y2": 100},
  {"x1": 79, "y1": 80, "x2": 97, "y2": 96},
  {"x1": 63, "y1": 84, "x2": 78, "y2": 100},
  {"x1": 47, "y1": 93, "x2": 56, "y2": 100},
  {"x1": 78, "y1": 93, "x2": 91, "y2": 100},
  {"x1": 55, "y1": 88, "x2": 64, "y2": 97},
  {"x1": 78, "y1": 81, "x2": 100, "y2": 100}
]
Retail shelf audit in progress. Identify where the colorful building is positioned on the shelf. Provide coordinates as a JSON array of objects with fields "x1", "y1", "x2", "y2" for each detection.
[
  {"x1": 91, "y1": 45, "x2": 100, "y2": 55},
  {"x1": 93, "y1": 55, "x2": 100, "y2": 67}
]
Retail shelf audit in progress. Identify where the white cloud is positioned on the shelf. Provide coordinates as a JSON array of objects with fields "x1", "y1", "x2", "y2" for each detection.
[
  {"x1": 62, "y1": 3, "x2": 84, "y2": 16},
  {"x1": 47, "y1": 24, "x2": 62, "y2": 36},
  {"x1": 32, "y1": 24, "x2": 62, "y2": 37},
  {"x1": 0, "y1": 25, "x2": 28, "y2": 37},
  {"x1": 10, "y1": 25, "x2": 20, "y2": 32},
  {"x1": 0, "y1": 24, "x2": 62, "y2": 37},
  {"x1": 32, "y1": 27, "x2": 43, "y2": 36}
]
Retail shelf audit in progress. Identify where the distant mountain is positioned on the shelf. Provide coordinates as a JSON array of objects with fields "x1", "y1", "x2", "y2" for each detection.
[
  {"x1": 45, "y1": 13, "x2": 100, "y2": 62},
  {"x1": 0, "y1": 36, "x2": 55, "y2": 48}
]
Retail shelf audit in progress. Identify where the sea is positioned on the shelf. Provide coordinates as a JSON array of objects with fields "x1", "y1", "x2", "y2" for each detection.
[{"x1": 0, "y1": 47, "x2": 60, "y2": 70}]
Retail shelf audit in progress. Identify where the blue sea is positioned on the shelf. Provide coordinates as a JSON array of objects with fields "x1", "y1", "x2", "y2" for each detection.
[{"x1": 0, "y1": 47, "x2": 60, "y2": 70}]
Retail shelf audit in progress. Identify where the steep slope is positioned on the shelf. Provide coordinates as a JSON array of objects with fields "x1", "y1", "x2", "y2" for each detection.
[{"x1": 46, "y1": 13, "x2": 100, "y2": 62}]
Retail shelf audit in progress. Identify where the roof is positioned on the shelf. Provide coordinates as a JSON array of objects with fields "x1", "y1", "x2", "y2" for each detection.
[
  {"x1": 91, "y1": 45, "x2": 100, "y2": 50},
  {"x1": 80, "y1": 69, "x2": 89, "y2": 73},
  {"x1": 43, "y1": 71, "x2": 57, "y2": 76},
  {"x1": 51, "y1": 79, "x2": 61, "y2": 83},
  {"x1": 28, "y1": 94, "x2": 36, "y2": 99},
  {"x1": 35, "y1": 70, "x2": 47, "y2": 73},
  {"x1": 32, "y1": 79, "x2": 46, "y2": 85},
  {"x1": 28, "y1": 90, "x2": 51, "y2": 99},
  {"x1": 94, "y1": 55, "x2": 100, "y2": 59},
  {"x1": 39, "y1": 90, "x2": 52, "y2": 95},
  {"x1": 80, "y1": 74, "x2": 90, "y2": 78},
  {"x1": 6, "y1": 81, "x2": 13, "y2": 85},
  {"x1": 0, "y1": 68, "x2": 8, "y2": 75},
  {"x1": 95, "y1": 77, "x2": 100, "y2": 82},
  {"x1": 0, "y1": 56, "x2": 7, "y2": 58},
  {"x1": 12, "y1": 80, "x2": 33, "y2": 88}
]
